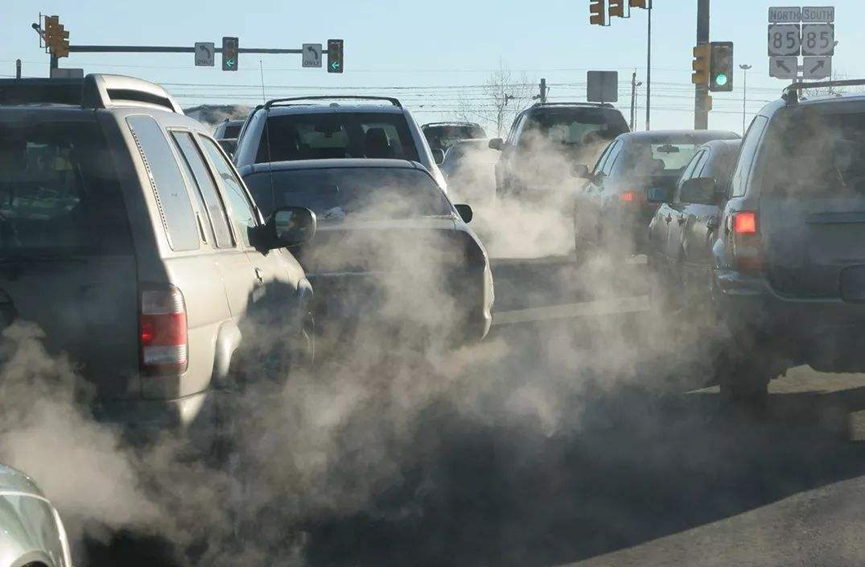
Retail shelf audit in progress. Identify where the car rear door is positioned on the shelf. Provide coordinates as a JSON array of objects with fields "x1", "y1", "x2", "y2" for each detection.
[
  {"x1": 576, "y1": 139, "x2": 618, "y2": 248},
  {"x1": 666, "y1": 149, "x2": 709, "y2": 266},
  {"x1": 757, "y1": 104, "x2": 865, "y2": 299},
  {"x1": 651, "y1": 149, "x2": 703, "y2": 273}
]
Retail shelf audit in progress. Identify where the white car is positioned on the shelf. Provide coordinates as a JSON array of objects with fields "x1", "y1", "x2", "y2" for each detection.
[
  {"x1": 0, "y1": 465, "x2": 73, "y2": 567},
  {"x1": 233, "y1": 96, "x2": 448, "y2": 194}
]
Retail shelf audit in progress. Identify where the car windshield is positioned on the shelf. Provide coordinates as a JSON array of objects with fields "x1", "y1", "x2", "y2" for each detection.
[
  {"x1": 763, "y1": 107, "x2": 865, "y2": 197},
  {"x1": 255, "y1": 111, "x2": 420, "y2": 163},
  {"x1": 0, "y1": 119, "x2": 130, "y2": 255},
  {"x1": 245, "y1": 167, "x2": 451, "y2": 220}
]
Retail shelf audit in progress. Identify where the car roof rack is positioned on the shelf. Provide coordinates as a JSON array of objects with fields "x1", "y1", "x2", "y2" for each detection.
[
  {"x1": 531, "y1": 101, "x2": 614, "y2": 108},
  {"x1": 782, "y1": 79, "x2": 865, "y2": 105},
  {"x1": 422, "y1": 121, "x2": 481, "y2": 127},
  {"x1": 0, "y1": 74, "x2": 183, "y2": 114},
  {"x1": 264, "y1": 95, "x2": 402, "y2": 109}
]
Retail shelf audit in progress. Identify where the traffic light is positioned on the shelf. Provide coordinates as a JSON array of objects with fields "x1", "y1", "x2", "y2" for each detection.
[
  {"x1": 590, "y1": 0, "x2": 606, "y2": 26},
  {"x1": 609, "y1": 0, "x2": 627, "y2": 18},
  {"x1": 43, "y1": 15, "x2": 70, "y2": 58},
  {"x1": 327, "y1": 39, "x2": 344, "y2": 73},
  {"x1": 630, "y1": 0, "x2": 649, "y2": 7},
  {"x1": 709, "y1": 41, "x2": 734, "y2": 92},
  {"x1": 691, "y1": 43, "x2": 710, "y2": 86},
  {"x1": 221, "y1": 37, "x2": 238, "y2": 71}
]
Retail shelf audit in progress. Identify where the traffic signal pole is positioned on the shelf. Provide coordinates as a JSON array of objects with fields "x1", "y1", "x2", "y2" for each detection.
[
  {"x1": 695, "y1": 0, "x2": 710, "y2": 130},
  {"x1": 646, "y1": 0, "x2": 652, "y2": 131}
]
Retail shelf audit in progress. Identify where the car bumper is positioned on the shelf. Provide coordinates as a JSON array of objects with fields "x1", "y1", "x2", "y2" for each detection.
[{"x1": 717, "y1": 269, "x2": 865, "y2": 371}]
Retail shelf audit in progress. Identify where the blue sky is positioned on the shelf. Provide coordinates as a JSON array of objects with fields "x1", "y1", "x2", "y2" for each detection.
[{"x1": 2, "y1": 0, "x2": 861, "y2": 133}]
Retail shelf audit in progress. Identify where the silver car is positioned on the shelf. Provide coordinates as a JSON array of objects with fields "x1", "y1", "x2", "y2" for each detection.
[{"x1": 0, "y1": 465, "x2": 72, "y2": 567}]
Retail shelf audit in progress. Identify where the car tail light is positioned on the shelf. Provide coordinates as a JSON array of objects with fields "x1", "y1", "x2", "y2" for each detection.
[
  {"x1": 140, "y1": 285, "x2": 188, "y2": 374},
  {"x1": 731, "y1": 211, "x2": 763, "y2": 272}
]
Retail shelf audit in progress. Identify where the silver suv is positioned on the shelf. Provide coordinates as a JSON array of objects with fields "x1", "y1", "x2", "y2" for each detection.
[
  {"x1": 233, "y1": 96, "x2": 449, "y2": 193},
  {"x1": 0, "y1": 74, "x2": 316, "y2": 449}
]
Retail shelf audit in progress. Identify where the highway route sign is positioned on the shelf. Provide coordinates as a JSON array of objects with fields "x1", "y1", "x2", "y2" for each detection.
[
  {"x1": 768, "y1": 24, "x2": 801, "y2": 56},
  {"x1": 768, "y1": 7, "x2": 801, "y2": 23},
  {"x1": 801, "y1": 23, "x2": 834, "y2": 56},
  {"x1": 769, "y1": 56, "x2": 798, "y2": 79},
  {"x1": 195, "y1": 42, "x2": 215, "y2": 67},
  {"x1": 803, "y1": 56, "x2": 831, "y2": 79},
  {"x1": 302, "y1": 43, "x2": 322, "y2": 68},
  {"x1": 802, "y1": 6, "x2": 834, "y2": 22}
]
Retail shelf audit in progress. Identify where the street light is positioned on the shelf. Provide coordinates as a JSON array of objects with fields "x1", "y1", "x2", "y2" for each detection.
[{"x1": 739, "y1": 64, "x2": 752, "y2": 134}]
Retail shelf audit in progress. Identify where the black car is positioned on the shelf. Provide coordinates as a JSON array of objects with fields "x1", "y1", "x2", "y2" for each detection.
[
  {"x1": 422, "y1": 122, "x2": 487, "y2": 153},
  {"x1": 648, "y1": 139, "x2": 742, "y2": 310},
  {"x1": 489, "y1": 102, "x2": 629, "y2": 199},
  {"x1": 240, "y1": 159, "x2": 494, "y2": 345},
  {"x1": 574, "y1": 130, "x2": 739, "y2": 259},
  {"x1": 701, "y1": 82, "x2": 865, "y2": 403}
]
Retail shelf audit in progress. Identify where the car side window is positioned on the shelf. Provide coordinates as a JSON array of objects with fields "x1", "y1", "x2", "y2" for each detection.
[
  {"x1": 694, "y1": 149, "x2": 712, "y2": 178},
  {"x1": 506, "y1": 114, "x2": 524, "y2": 145},
  {"x1": 171, "y1": 132, "x2": 235, "y2": 249},
  {"x1": 674, "y1": 150, "x2": 706, "y2": 203},
  {"x1": 593, "y1": 141, "x2": 616, "y2": 175},
  {"x1": 601, "y1": 141, "x2": 623, "y2": 176},
  {"x1": 200, "y1": 136, "x2": 258, "y2": 248},
  {"x1": 730, "y1": 116, "x2": 768, "y2": 197},
  {"x1": 126, "y1": 116, "x2": 200, "y2": 252}
]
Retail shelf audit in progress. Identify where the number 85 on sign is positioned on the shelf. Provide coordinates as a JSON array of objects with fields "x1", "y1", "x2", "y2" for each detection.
[
  {"x1": 801, "y1": 24, "x2": 834, "y2": 56},
  {"x1": 768, "y1": 24, "x2": 801, "y2": 56}
]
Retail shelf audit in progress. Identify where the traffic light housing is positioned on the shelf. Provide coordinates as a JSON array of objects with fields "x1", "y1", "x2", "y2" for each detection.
[
  {"x1": 590, "y1": 0, "x2": 606, "y2": 26},
  {"x1": 709, "y1": 41, "x2": 734, "y2": 92},
  {"x1": 692, "y1": 43, "x2": 710, "y2": 86},
  {"x1": 327, "y1": 39, "x2": 344, "y2": 73},
  {"x1": 221, "y1": 37, "x2": 238, "y2": 71},
  {"x1": 609, "y1": 0, "x2": 627, "y2": 18},
  {"x1": 630, "y1": 0, "x2": 649, "y2": 8},
  {"x1": 43, "y1": 15, "x2": 70, "y2": 58}
]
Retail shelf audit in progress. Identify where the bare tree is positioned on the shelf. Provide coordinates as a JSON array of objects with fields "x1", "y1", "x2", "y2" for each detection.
[
  {"x1": 454, "y1": 60, "x2": 534, "y2": 137},
  {"x1": 803, "y1": 71, "x2": 865, "y2": 98}
]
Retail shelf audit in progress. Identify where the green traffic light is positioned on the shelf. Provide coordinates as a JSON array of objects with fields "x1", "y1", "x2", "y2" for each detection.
[{"x1": 715, "y1": 74, "x2": 728, "y2": 86}]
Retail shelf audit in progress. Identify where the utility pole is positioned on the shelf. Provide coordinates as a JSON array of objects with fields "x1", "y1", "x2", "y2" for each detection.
[
  {"x1": 539, "y1": 78, "x2": 547, "y2": 103},
  {"x1": 646, "y1": 0, "x2": 653, "y2": 130},
  {"x1": 629, "y1": 71, "x2": 642, "y2": 131},
  {"x1": 739, "y1": 64, "x2": 752, "y2": 134},
  {"x1": 694, "y1": 0, "x2": 710, "y2": 129},
  {"x1": 15, "y1": 59, "x2": 21, "y2": 79}
]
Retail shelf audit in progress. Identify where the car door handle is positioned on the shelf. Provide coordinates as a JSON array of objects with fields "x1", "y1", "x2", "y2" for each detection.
[
  {"x1": 254, "y1": 268, "x2": 264, "y2": 282},
  {"x1": 677, "y1": 216, "x2": 687, "y2": 225},
  {"x1": 664, "y1": 214, "x2": 672, "y2": 223}
]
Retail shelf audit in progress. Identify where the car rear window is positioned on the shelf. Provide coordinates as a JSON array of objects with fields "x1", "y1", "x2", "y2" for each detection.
[
  {"x1": 245, "y1": 167, "x2": 451, "y2": 220},
  {"x1": 762, "y1": 107, "x2": 865, "y2": 197},
  {"x1": 424, "y1": 125, "x2": 487, "y2": 150},
  {"x1": 0, "y1": 119, "x2": 132, "y2": 256},
  {"x1": 223, "y1": 123, "x2": 242, "y2": 139},
  {"x1": 618, "y1": 141, "x2": 703, "y2": 176},
  {"x1": 255, "y1": 112, "x2": 419, "y2": 163},
  {"x1": 522, "y1": 108, "x2": 629, "y2": 146}
]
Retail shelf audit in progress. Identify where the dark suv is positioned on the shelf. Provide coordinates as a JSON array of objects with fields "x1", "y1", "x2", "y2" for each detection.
[
  {"x1": 0, "y1": 75, "x2": 315, "y2": 449},
  {"x1": 489, "y1": 102, "x2": 629, "y2": 199},
  {"x1": 709, "y1": 81, "x2": 865, "y2": 401}
]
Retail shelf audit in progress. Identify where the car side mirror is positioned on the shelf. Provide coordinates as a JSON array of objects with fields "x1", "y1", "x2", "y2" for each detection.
[
  {"x1": 679, "y1": 178, "x2": 718, "y2": 205},
  {"x1": 454, "y1": 204, "x2": 473, "y2": 224},
  {"x1": 488, "y1": 138, "x2": 504, "y2": 151},
  {"x1": 647, "y1": 186, "x2": 673, "y2": 204},
  {"x1": 572, "y1": 164, "x2": 591, "y2": 179},
  {"x1": 432, "y1": 149, "x2": 445, "y2": 165},
  {"x1": 267, "y1": 206, "x2": 316, "y2": 249}
]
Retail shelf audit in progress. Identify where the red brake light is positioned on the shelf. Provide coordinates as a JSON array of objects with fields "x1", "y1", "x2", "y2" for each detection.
[
  {"x1": 733, "y1": 211, "x2": 757, "y2": 234},
  {"x1": 621, "y1": 191, "x2": 636, "y2": 203},
  {"x1": 140, "y1": 286, "x2": 188, "y2": 374}
]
